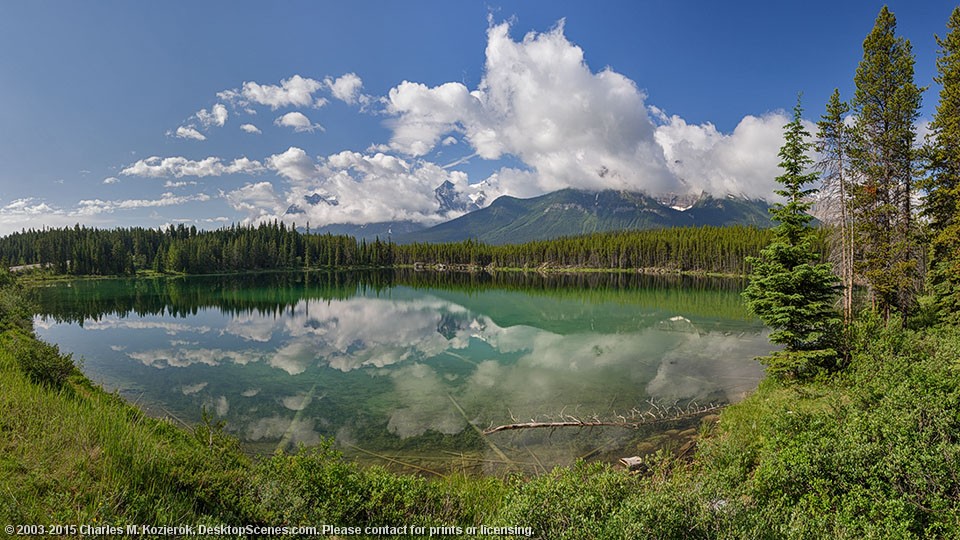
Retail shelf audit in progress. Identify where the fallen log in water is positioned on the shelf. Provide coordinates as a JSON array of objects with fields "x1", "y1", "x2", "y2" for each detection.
[{"x1": 482, "y1": 402, "x2": 723, "y2": 435}]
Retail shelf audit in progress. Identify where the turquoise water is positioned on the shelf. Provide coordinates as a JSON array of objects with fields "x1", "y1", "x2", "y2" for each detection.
[{"x1": 31, "y1": 271, "x2": 771, "y2": 473}]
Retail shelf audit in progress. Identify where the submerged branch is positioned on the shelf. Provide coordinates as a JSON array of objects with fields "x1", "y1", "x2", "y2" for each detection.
[{"x1": 483, "y1": 402, "x2": 723, "y2": 435}]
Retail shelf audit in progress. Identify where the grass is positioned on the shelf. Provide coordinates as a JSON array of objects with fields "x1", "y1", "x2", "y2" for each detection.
[{"x1": 0, "y1": 332, "x2": 250, "y2": 529}]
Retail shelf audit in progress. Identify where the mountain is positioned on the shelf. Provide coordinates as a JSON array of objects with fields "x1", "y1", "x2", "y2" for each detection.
[
  {"x1": 284, "y1": 192, "x2": 339, "y2": 216},
  {"x1": 685, "y1": 193, "x2": 775, "y2": 227},
  {"x1": 395, "y1": 189, "x2": 772, "y2": 245},
  {"x1": 304, "y1": 221, "x2": 426, "y2": 241},
  {"x1": 435, "y1": 180, "x2": 485, "y2": 213}
]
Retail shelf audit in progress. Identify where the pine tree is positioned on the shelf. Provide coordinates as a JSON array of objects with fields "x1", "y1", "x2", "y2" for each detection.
[
  {"x1": 850, "y1": 6, "x2": 923, "y2": 325},
  {"x1": 743, "y1": 97, "x2": 840, "y2": 379},
  {"x1": 922, "y1": 7, "x2": 960, "y2": 324}
]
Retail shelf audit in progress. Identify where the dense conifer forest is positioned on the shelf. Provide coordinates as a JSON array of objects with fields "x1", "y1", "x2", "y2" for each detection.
[{"x1": 0, "y1": 222, "x2": 781, "y2": 276}]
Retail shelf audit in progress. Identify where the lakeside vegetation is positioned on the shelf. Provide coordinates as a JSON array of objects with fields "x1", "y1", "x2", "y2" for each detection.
[{"x1": 5, "y1": 5, "x2": 960, "y2": 539}]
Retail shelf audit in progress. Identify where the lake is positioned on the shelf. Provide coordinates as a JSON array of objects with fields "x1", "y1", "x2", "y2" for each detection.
[{"x1": 30, "y1": 270, "x2": 771, "y2": 475}]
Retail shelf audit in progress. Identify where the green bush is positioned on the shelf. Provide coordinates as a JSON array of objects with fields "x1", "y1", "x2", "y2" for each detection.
[
  {"x1": 244, "y1": 440, "x2": 451, "y2": 529},
  {"x1": 6, "y1": 331, "x2": 77, "y2": 388},
  {"x1": 498, "y1": 461, "x2": 634, "y2": 539},
  {"x1": 0, "y1": 286, "x2": 33, "y2": 334}
]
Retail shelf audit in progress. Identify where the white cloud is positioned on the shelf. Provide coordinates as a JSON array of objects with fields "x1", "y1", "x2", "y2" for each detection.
[
  {"x1": 121, "y1": 156, "x2": 265, "y2": 178},
  {"x1": 224, "y1": 181, "x2": 285, "y2": 218},
  {"x1": 246, "y1": 416, "x2": 319, "y2": 446},
  {"x1": 227, "y1": 147, "x2": 482, "y2": 226},
  {"x1": 274, "y1": 111, "x2": 323, "y2": 133},
  {"x1": 325, "y1": 73, "x2": 364, "y2": 105},
  {"x1": 82, "y1": 318, "x2": 211, "y2": 334},
  {"x1": 374, "y1": 20, "x2": 812, "y2": 201},
  {"x1": 2, "y1": 198, "x2": 58, "y2": 216},
  {"x1": 385, "y1": 20, "x2": 676, "y2": 196},
  {"x1": 265, "y1": 147, "x2": 320, "y2": 182},
  {"x1": 916, "y1": 118, "x2": 932, "y2": 147},
  {"x1": 102, "y1": 176, "x2": 119, "y2": 184},
  {"x1": 163, "y1": 180, "x2": 197, "y2": 188},
  {"x1": 126, "y1": 347, "x2": 260, "y2": 369},
  {"x1": 0, "y1": 198, "x2": 115, "y2": 236},
  {"x1": 237, "y1": 75, "x2": 325, "y2": 109},
  {"x1": 174, "y1": 126, "x2": 206, "y2": 141},
  {"x1": 196, "y1": 103, "x2": 228, "y2": 128},
  {"x1": 386, "y1": 80, "x2": 479, "y2": 156},
  {"x1": 240, "y1": 123, "x2": 262, "y2": 134},
  {"x1": 181, "y1": 382, "x2": 208, "y2": 395},
  {"x1": 307, "y1": 151, "x2": 451, "y2": 225},
  {"x1": 654, "y1": 112, "x2": 790, "y2": 199},
  {"x1": 75, "y1": 192, "x2": 212, "y2": 215}
]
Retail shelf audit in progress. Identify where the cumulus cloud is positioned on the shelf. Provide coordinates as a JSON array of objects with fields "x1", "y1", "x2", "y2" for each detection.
[
  {"x1": 325, "y1": 72, "x2": 364, "y2": 104},
  {"x1": 196, "y1": 103, "x2": 228, "y2": 128},
  {"x1": 386, "y1": 80, "x2": 478, "y2": 157},
  {"x1": 274, "y1": 111, "x2": 323, "y2": 133},
  {"x1": 2, "y1": 198, "x2": 58, "y2": 216},
  {"x1": 224, "y1": 181, "x2": 285, "y2": 218},
  {"x1": 265, "y1": 147, "x2": 320, "y2": 182},
  {"x1": 224, "y1": 75, "x2": 326, "y2": 109},
  {"x1": 376, "y1": 18, "x2": 804, "y2": 202},
  {"x1": 223, "y1": 145, "x2": 485, "y2": 226},
  {"x1": 102, "y1": 176, "x2": 119, "y2": 184},
  {"x1": 174, "y1": 126, "x2": 206, "y2": 141},
  {"x1": 385, "y1": 20, "x2": 676, "y2": 196},
  {"x1": 240, "y1": 123, "x2": 262, "y2": 134},
  {"x1": 653, "y1": 111, "x2": 790, "y2": 199},
  {"x1": 0, "y1": 198, "x2": 109, "y2": 236},
  {"x1": 121, "y1": 156, "x2": 265, "y2": 178}
]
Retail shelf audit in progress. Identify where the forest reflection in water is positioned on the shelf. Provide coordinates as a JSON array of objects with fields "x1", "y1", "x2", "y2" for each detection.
[{"x1": 31, "y1": 270, "x2": 771, "y2": 474}]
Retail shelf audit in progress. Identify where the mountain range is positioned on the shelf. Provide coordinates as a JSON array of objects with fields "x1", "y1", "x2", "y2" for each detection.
[{"x1": 305, "y1": 188, "x2": 773, "y2": 245}]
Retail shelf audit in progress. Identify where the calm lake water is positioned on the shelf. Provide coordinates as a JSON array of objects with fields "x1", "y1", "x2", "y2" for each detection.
[{"x1": 30, "y1": 270, "x2": 771, "y2": 474}]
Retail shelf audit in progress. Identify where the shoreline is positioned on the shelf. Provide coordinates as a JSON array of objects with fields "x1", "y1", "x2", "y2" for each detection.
[{"x1": 14, "y1": 264, "x2": 748, "y2": 285}]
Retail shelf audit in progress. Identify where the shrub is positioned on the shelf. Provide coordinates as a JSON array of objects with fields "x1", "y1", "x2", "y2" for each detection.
[{"x1": 6, "y1": 331, "x2": 77, "y2": 388}]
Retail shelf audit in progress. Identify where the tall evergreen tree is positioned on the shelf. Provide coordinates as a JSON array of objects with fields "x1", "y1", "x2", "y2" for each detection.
[
  {"x1": 922, "y1": 7, "x2": 960, "y2": 324},
  {"x1": 744, "y1": 98, "x2": 840, "y2": 379},
  {"x1": 850, "y1": 6, "x2": 923, "y2": 325}
]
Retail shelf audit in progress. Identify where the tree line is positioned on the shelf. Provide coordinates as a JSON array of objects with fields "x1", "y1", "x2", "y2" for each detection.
[
  {"x1": 0, "y1": 222, "x2": 396, "y2": 275},
  {"x1": 395, "y1": 225, "x2": 785, "y2": 274},
  {"x1": 0, "y1": 222, "x2": 781, "y2": 277}
]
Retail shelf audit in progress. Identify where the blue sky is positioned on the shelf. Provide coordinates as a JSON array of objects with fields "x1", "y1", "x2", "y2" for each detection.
[{"x1": 0, "y1": 1, "x2": 954, "y2": 234}]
